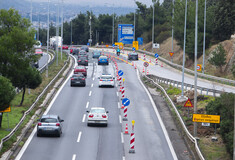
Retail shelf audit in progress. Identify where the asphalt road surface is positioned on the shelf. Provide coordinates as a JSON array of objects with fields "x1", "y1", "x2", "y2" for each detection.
[{"x1": 15, "y1": 49, "x2": 177, "y2": 160}]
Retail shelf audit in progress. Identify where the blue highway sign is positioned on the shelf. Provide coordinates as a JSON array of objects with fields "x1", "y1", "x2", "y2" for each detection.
[
  {"x1": 118, "y1": 70, "x2": 124, "y2": 76},
  {"x1": 122, "y1": 98, "x2": 130, "y2": 106},
  {"x1": 155, "y1": 53, "x2": 159, "y2": 58}
]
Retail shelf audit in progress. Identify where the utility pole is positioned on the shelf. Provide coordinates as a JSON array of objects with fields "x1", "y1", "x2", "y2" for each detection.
[
  {"x1": 89, "y1": 12, "x2": 92, "y2": 46},
  {"x1": 71, "y1": 19, "x2": 72, "y2": 45},
  {"x1": 46, "y1": 0, "x2": 50, "y2": 78},
  {"x1": 193, "y1": 0, "x2": 199, "y2": 137},
  {"x1": 60, "y1": 0, "x2": 63, "y2": 60},
  {"x1": 171, "y1": 0, "x2": 175, "y2": 63},
  {"x1": 112, "y1": 6, "x2": 114, "y2": 45},
  {"x1": 202, "y1": 0, "x2": 207, "y2": 74},
  {"x1": 133, "y1": 0, "x2": 136, "y2": 41},
  {"x1": 56, "y1": 2, "x2": 59, "y2": 66},
  {"x1": 152, "y1": 0, "x2": 156, "y2": 53}
]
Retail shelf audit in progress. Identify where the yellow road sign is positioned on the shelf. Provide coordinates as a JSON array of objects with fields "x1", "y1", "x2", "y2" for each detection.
[
  {"x1": 184, "y1": 99, "x2": 193, "y2": 107},
  {"x1": 192, "y1": 114, "x2": 220, "y2": 123},
  {"x1": 132, "y1": 120, "x2": 135, "y2": 125},
  {"x1": 133, "y1": 41, "x2": 139, "y2": 50},
  {"x1": 169, "y1": 52, "x2": 174, "y2": 57},
  {"x1": 0, "y1": 107, "x2": 11, "y2": 113},
  {"x1": 115, "y1": 42, "x2": 123, "y2": 49},
  {"x1": 123, "y1": 78, "x2": 125, "y2": 82}
]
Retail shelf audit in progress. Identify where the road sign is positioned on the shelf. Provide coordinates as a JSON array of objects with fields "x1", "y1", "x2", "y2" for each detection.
[
  {"x1": 155, "y1": 53, "x2": 159, "y2": 58},
  {"x1": 112, "y1": 44, "x2": 115, "y2": 47},
  {"x1": 143, "y1": 62, "x2": 149, "y2": 67},
  {"x1": 192, "y1": 114, "x2": 220, "y2": 123},
  {"x1": 137, "y1": 37, "x2": 143, "y2": 45},
  {"x1": 202, "y1": 122, "x2": 210, "y2": 127},
  {"x1": 122, "y1": 98, "x2": 130, "y2": 106},
  {"x1": 87, "y1": 43, "x2": 90, "y2": 46},
  {"x1": 169, "y1": 52, "x2": 174, "y2": 57},
  {"x1": 153, "y1": 43, "x2": 160, "y2": 49},
  {"x1": 197, "y1": 64, "x2": 202, "y2": 71},
  {"x1": 132, "y1": 120, "x2": 135, "y2": 125},
  {"x1": 132, "y1": 47, "x2": 136, "y2": 51},
  {"x1": 123, "y1": 78, "x2": 125, "y2": 82},
  {"x1": 184, "y1": 99, "x2": 193, "y2": 107},
  {"x1": 115, "y1": 42, "x2": 123, "y2": 49},
  {"x1": 133, "y1": 41, "x2": 139, "y2": 50},
  {"x1": 0, "y1": 107, "x2": 11, "y2": 113},
  {"x1": 118, "y1": 70, "x2": 124, "y2": 76},
  {"x1": 118, "y1": 24, "x2": 134, "y2": 44}
]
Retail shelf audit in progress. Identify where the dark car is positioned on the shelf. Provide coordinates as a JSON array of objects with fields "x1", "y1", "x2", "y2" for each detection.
[
  {"x1": 98, "y1": 56, "x2": 109, "y2": 65},
  {"x1": 37, "y1": 114, "x2": 64, "y2": 137},
  {"x1": 70, "y1": 73, "x2": 86, "y2": 87},
  {"x1": 81, "y1": 46, "x2": 89, "y2": 52},
  {"x1": 78, "y1": 57, "x2": 88, "y2": 66},
  {"x1": 74, "y1": 65, "x2": 87, "y2": 77},
  {"x1": 93, "y1": 50, "x2": 101, "y2": 58},
  {"x1": 128, "y1": 52, "x2": 139, "y2": 60},
  {"x1": 70, "y1": 47, "x2": 77, "y2": 54},
  {"x1": 78, "y1": 50, "x2": 88, "y2": 59},
  {"x1": 72, "y1": 48, "x2": 79, "y2": 55}
]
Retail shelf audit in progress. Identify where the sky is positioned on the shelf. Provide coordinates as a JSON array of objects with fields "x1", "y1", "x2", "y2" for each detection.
[{"x1": 31, "y1": 0, "x2": 155, "y2": 7}]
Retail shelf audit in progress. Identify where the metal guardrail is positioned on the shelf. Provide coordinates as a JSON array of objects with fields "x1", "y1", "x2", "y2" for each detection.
[
  {"x1": 98, "y1": 45, "x2": 235, "y2": 86},
  {"x1": 143, "y1": 73, "x2": 205, "y2": 160},
  {"x1": 147, "y1": 74, "x2": 223, "y2": 97},
  {"x1": 0, "y1": 50, "x2": 70, "y2": 153}
]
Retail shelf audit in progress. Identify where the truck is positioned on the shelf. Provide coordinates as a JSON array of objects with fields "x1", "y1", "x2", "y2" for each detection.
[{"x1": 50, "y1": 36, "x2": 62, "y2": 49}]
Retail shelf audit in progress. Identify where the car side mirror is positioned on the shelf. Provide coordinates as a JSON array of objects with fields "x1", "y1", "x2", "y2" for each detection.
[
  {"x1": 113, "y1": 77, "x2": 115, "y2": 79},
  {"x1": 60, "y1": 119, "x2": 64, "y2": 122},
  {"x1": 86, "y1": 111, "x2": 89, "y2": 113},
  {"x1": 106, "y1": 111, "x2": 109, "y2": 113},
  {"x1": 98, "y1": 77, "x2": 100, "y2": 79}
]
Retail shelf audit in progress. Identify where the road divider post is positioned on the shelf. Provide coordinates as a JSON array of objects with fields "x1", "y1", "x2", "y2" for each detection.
[{"x1": 129, "y1": 120, "x2": 135, "y2": 153}]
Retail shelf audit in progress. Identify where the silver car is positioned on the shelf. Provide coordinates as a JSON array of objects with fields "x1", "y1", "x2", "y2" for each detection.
[
  {"x1": 37, "y1": 115, "x2": 64, "y2": 137},
  {"x1": 98, "y1": 74, "x2": 115, "y2": 87},
  {"x1": 87, "y1": 107, "x2": 109, "y2": 127}
]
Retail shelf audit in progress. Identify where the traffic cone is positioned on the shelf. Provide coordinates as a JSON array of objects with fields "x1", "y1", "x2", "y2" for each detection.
[
  {"x1": 147, "y1": 69, "x2": 149, "y2": 75},
  {"x1": 132, "y1": 62, "x2": 134, "y2": 66},
  {"x1": 135, "y1": 64, "x2": 137, "y2": 69},
  {"x1": 126, "y1": 60, "x2": 128, "y2": 64},
  {"x1": 124, "y1": 123, "x2": 129, "y2": 134},
  {"x1": 149, "y1": 59, "x2": 151, "y2": 63},
  {"x1": 142, "y1": 67, "x2": 145, "y2": 73},
  {"x1": 121, "y1": 104, "x2": 124, "y2": 109},
  {"x1": 161, "y1": 63, "x2": 163, "y2": 67}
]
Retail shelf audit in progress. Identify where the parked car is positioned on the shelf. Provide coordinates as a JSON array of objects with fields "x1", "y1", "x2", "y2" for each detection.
[
  {"x1": 98, "y1": 56, "x2": 109, "y2": 65},
  {"x1": 92, "y1": 50, "x2": 101, "y2": 58},
  {"x1": 62, "y1": 45, "x2": 69, "y2": 50},
  {"x1": 70, "y1": 73, "x2": 86, "y2": 87},
  {"x1": 98, "y1": 74, "x2": 115, "y2": 87},
  {"x1": 128, "y1": 52, "x2": 138, "y2": 60},
  {"x1": 74, "y1": 65, "x2": 87, "y2": 77},
  {"x1": 77, "y1": 57, "x2": 88, "y2": 66},
  {"x1": 37, "y1": 115, "x2": 64, "y2": 137},
  {"x1": 35, "y1": 49, "x2": 43, "y2": 56},
  {"x1": 87, "y1": 107, "x2": 108, "y2": 126}
]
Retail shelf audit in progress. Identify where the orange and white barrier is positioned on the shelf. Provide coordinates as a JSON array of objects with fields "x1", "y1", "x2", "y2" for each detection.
[
  {"x1": 123, "y1": 105, "x2": 128, "y2": 121},
  {"x1": 129, "y1": 133, "x2": 135, "y2": 153},
  {"x1": 124, "y1": 123, "x2": 129, "y2": 134}
]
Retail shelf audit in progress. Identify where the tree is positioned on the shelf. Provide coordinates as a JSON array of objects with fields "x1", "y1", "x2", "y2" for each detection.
[
  {"x1": 208, "y1": 44, "x2": 226, "y2": 73},
  {"x1": 0, "y1": 76, "x2": 15, "y2": 128}
]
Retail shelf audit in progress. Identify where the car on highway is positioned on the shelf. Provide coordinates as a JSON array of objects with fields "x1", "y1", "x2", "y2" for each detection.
[
  {"x1": 98, "y1": 74, "x2": 115, "y2": 87},
  {"x1": 81, "y1": 46, "x2": 89, "y2": 52},
  {"x1": 78, "y1": 50, "x2": 88, "y2": 59},
  {"x1": 34, "y1": 40, "x2": 42, "y2": 48},
  {"x1": 70, "y1": 46, "x2": 77, "y2": 54},
  {"x1": 98, "y1": 56, "x2": 109, "y2": 65},
  {"x1": 62, "y1": 45, "x2": 69, "y2": 50},
  {"x1": 77, "y1": 56, "x2": 88, "y2": 66},
  {"x1": 87, "y1": 107, "x2": 108, "y2": 127},
  {"x1": 70, "y1": 73, "x2": 86, "y2": 87},
  {"x1": 74, "y1": 65, "x2": 87, "y2": 77},
  {"x1": 128, "y1": 52, "x2": 139, "y2": 60},
  {"x1": 35, "y1": 49, "x2": 43, "y2": 56},
  {"x1": 72, "y1": 48, "x2": 79, "y2": 55},
  {"x1": 37, "y1": 114, "x2": 64, "y2": 137},
  {"x1": 92, "y1": 50, "x2": 101, "y2": 58}
]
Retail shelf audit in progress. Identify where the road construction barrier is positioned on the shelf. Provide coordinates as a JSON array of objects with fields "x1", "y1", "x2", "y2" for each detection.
[
  {"x1": 143, "y1": 53, "x2": 146, "y2": 60},
  {"x1": 123, "y1": 105, "x2": 128, "y2": 121},
  {"x1": 135, "y1": 64, "x2": 137, "y2": 69},
  {"x1": 124, "y1": 123, "x2": 129, "y2": 134},
  {"x1": 121, "y1": 87, "x2": 125, "y2": 99},
  {"x1": 129, "y1": 133, "x2": 135, "y2": 153},
  {"x1": 155, "y1": 58, "x2": 158, "y2": 65},
  {"x1": 149, "y1": 58, "x2": 151, "y2": 63},
  {"x1": 142, "y1": 67, "x2": 145, "y2": 73}
]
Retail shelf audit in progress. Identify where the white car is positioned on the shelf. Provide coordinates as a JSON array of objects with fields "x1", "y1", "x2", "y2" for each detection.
[
  {"x1": 87, "y1": 107, "x2": 108, "y2": 127},
  {"x1": 98, "y1": 74, "x2": 115, "y2": 87}
]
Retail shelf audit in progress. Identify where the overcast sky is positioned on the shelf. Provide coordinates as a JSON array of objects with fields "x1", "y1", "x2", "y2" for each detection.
[{"x1": 32, "y1": 0, "x2": 155, "y2": 7}]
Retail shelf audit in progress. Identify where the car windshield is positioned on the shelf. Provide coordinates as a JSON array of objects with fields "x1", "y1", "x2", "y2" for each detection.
[
  {"x1": 41, "y1": 118, "x2": 58, "y2": 123},
  {"x1": 72, "y1": 74, "x2": 84, "y2": 78},
  {"x1": 91, "y1": 109, "x2": 105, "y2": 113},
  {"x1": 76, "y1": 66, "x2": 85, "y2": 69},
  {"x1": 94, "y1": 52, "x2": 100, "y2": 55}
]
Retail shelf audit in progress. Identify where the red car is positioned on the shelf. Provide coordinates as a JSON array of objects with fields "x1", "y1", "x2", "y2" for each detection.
[
  {"x1": 74, "y1": 65, "x2": 87, "y2": 77},
  {"x1": 62, "y1": 45, "x2": 68, "y2": 50},
  {"x1": 35, "y1": 49, "x2": 43, "y2": 56},
  {"x1": 70, "y1": 47, "x2": 76, "y2": 54}
]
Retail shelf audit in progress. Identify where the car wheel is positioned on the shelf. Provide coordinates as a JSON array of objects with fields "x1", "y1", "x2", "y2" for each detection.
[
  {"x1": 83, "y1": 84, "x2": 86, "y2": 87},
  {"x1": 57, "y1": 132, "x2": 61, "y2": 137},
  {"x1": 104, "y1": 124, "x2": 108, "y2": 127},
  {"x1": 37, "y1": 132, "x2": 41, "y2": 137},
  {"x1": 87, "y1": 123, "x2": 90, "y2": 126},
  {"x1": 70, "y1": 84, "x2": 73, "y2": 87},
  {"x1": 98, "y1": 62, "x2": 100, "y2": 65}
]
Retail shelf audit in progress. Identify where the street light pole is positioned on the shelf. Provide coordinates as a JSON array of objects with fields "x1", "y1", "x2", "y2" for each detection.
[
  {"x1": 60, "y1": 0, "x2": 63, "y2": 60},
  {"x1": 133, "y1": 0, "x2": 136, "y2": 41},
  {"x1": 202, "y1": 0, "x2": 207, "y2": 74},
  {"x1": 30, "y1": 0, "x2": 32, "y2": 23},
  {"x1": 171, "y1": 0, "x2": 175, "y2": 63},
  {"x1": 181, "y1": 0, "x2": 188, "y2": 97},
  {"x1": 71, "y1": 19, "x2": 72, "y2": 45},
  {"x1": 112, "y1": 6, "x2": 114, "y2": 45},
  {"x1": 193, "y1": 0, "x2": 199, "y2": 137},
  {"x1": 46, "y1": 0, "x2": 50, "y2": 78},
  {"x1": 152, "y1": 1, "x2": 155, "y2": 53},
  {"x1": 56, "y1": 2, "x2": 59, "y2": 66},
  {"x1": 89, "y1": 12, "x2": 92, "y2": 46}
]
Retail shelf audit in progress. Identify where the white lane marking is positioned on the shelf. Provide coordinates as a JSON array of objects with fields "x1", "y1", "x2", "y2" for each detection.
[
  {"x1": 86, "y1": 102, "x2": 89, "y2": 108},
  {"x1": 15, "y1": 55, "x2": 77, "y2": 160},
  {"x1": 82, "y1": 114, "x2": 86, "y2": 122},
  {"x1": 118, "y1": 102, "x2": 120, "y2": 109},
  {"x1": 119, "y1": 115, "x2": 122, "y2": 124},
  {"x1": 91, "y1": 83, "x2": 94, "y2": 88},
  {"x1": 77, "y1": 132, "x2": 82, "y2": 142},
  {"x1": 121, "y1": 132, "x2": 124, "y2": 143},
  {"x1": 93, "y1": 77, "x2": 95, "y2": 81},
  {"x1": 137, "y1": 70, "x2": 178, "y2": 160},
  {"x1": 116, "y1": 92, "x2": 119, "y2": 97},
  {"x1": 89, "y1": 91, "x2": 92, "y2": 96},
  {"x1": 72, "y1": 154, "x2": 76, "y2": 160},
  {"x1": 123, "y1": 157, "x2": 125, "y2": 160}
]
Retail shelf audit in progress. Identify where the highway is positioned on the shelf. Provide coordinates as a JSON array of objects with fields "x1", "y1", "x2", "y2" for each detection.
[{"x1": 15, "y1": 50, "x2": 177, "y2": 160}]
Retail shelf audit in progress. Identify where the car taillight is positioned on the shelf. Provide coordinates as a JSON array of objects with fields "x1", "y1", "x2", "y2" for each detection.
[
  {"x1": 56, "y1": 123, "x2": 60, "y2": 126},
  {"x1": 38, "y1": 122, "x2": 42, "y2": 126},
  {"x1": 78, "y1": 60, "x2": 81, "y2": 62},
  {"x1": 85, "y1": 60, "x2": 88, "y2": 62},
  {"x1": 82, "y1": 78, "x2": 85, "y2": 80},
  {"x1": 89, "y1": 114, "x2": 94, "y2": 118},
  {"x1": 100, "y1": 79, "x2": 103, "y2": 81},
  {"x1": 102, "y1": 115, "x2": 107, "y2": 118},
  {"x1": 71, "y1": 78, "x2": 74, "y2": 80},
  {"x1": 110, "y1": 79, "x2": 113, "y2": 81}
]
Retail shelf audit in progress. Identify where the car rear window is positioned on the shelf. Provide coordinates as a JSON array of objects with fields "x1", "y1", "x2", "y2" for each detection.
[
  {"x1": 91, "y1": 109, "x2": 105, "y2": 113},
  {"x1": 41, "y1": 118, "x2": 58, "y2": 123},
  {"x1": 101, "y1": 76, "x2": 112, "y2": 79},
  {"x1": 76, "y1": 66, "x2": 85, "y2": 69}
]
